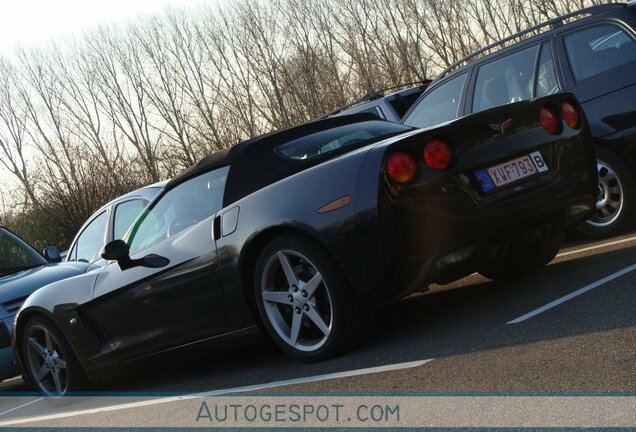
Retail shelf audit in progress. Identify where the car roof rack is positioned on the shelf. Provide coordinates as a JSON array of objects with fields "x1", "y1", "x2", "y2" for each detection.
[
  {"x1": 438, "y1": 3, "x2": 626, "y2": 79},
  {"x1": 319, "y1": 80, "x2": 431, "y2": 118}
]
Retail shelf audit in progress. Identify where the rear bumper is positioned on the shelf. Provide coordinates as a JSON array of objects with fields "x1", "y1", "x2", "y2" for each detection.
[{"x1": 377, "y1": 158, "x2": 596, "y2": 302}]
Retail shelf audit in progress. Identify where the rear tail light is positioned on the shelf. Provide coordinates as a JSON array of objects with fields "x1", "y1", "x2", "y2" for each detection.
[
  {"x1": 386, "y1": 151, "x2": 417, "y2": 184},
  {"x1": 562, "y1": 100, "x2": 581, "y2": 129},
  {"x1": 423, "y1": 139, "x2": 452, "y2": 171},
  {"x1": 540, "y1": 106, "x2": 559, "y2": 134}
]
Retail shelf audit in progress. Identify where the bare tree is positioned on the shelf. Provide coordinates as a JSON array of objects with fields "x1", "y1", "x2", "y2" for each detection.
[{"x1": 0, "y1": 0, "x2": 617, "y2": 246}]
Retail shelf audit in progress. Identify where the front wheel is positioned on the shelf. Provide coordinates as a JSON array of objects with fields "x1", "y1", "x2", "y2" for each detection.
[
  {"x1": 253, "y1": 234, "x2": 364, "y2": 362},
  {"x1": 20, "y1": 316, "x2": 85, "y2": 396}
]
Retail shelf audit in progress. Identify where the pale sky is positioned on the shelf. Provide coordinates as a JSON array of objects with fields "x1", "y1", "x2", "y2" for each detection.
[
  {"x1": 0, "y1": 0, "x2": 210, "y2": 57},
  {"x1": 0, "y1": 0, "x2": 218, "y2": 189}
]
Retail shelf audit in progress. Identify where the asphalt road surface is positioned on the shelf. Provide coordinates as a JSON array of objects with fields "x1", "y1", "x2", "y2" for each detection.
[{"x1": 0, "y1": 231, "x2": 634, "y2": 426}]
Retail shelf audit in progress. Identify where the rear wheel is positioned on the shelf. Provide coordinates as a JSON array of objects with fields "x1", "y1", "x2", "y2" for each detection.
[
  {"x1": 479, "y1": 229, "x2": 564, "y2": 281},
  {"x1": 576, "y1": 148, "x2": 635, "y2": 238},
  {"x1": 253, "y1": 234, "x2": 365, "y2": 362},
  {"x1": 20, "y1": 316, "x2": 85, "y2": 396}
]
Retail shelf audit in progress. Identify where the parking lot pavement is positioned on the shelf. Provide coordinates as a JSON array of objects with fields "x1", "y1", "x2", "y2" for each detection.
[{"x1": 0, "y1": 232, "x2": 634, "y2": 424}]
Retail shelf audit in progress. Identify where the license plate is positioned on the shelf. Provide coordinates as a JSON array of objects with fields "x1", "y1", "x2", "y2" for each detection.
[{"x1": 475, "y1": 151, "x2": 548, "y2": 193}]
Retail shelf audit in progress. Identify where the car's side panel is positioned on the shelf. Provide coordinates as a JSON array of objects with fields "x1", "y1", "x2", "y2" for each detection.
[
  {"x1": 14, "y1": 271, "x2": 101, "y2": 371},
  {"x1": 215, "y1": 140, "x2": 406, "y2": 331},
  {"x1": 79, "y1": 216, "x2": 227, "y2": 367},
  {"x1": 16, "y1": 217, "x2": 227, "y2": 374}
]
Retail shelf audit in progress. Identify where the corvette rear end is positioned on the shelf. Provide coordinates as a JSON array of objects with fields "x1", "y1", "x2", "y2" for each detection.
[{"x1": 357, "y1": 93, "x2": 597, "y2": 301}]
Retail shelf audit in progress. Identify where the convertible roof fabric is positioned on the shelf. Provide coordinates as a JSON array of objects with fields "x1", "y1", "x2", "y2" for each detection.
[{"x1": 167, "y1": 113, "x2": 381, "y2": 206}]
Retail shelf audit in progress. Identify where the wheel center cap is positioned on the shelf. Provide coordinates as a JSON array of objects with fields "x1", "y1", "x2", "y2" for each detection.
[{"x1": 292, "y1": 292, "x2": 305, "y2": 306}]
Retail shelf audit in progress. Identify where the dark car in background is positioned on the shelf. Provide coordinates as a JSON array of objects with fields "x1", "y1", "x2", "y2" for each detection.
[
  {"x1": 65, "y1": 181, "x2": 167, "y2": 264},
  {"x1": 0, "y1": 226, "x2": 88, "y2": 383},
  {"x1": 320, "y1": 82, "x2": 430, "y2": 122},
  {"x1": 13, "y1": 91, "x2": 596, "y2": 395},
  {"x1": 405, "y1": 2, "x2": 636, "y2": 237}
]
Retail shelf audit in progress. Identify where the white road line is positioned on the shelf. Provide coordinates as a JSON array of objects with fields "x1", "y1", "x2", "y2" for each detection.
[
  {"x1": 201, "y1": 358, "x2": 435, "y2": 395},
  {"x1": 0, "y1": 376, "x2": 23, "y2": 383},
  {"x1": 557, "y1": 235, "x2": 636, "y2": 258},
  {"x1": 0, "y1": 358, "x2": 434, "y2": 426},
  {"x1": 0, "y1": 397, "x2": 43, "y2": 418},
  {"x1": 507, "y1": 262, "x2": 636, "y2": 324}
]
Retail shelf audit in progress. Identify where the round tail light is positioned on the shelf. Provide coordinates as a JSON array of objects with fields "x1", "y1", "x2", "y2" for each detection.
[
  {"x1": 562, "y1": 100, "x2": 581, "y2": 129},
  {"x1": 387, "y1": 151, "x2": 417, "y2": 184},
  {"x1": 423, "y1": 139, "x2": 452, "y2": 171},
  {"x1": 540, "y1": 106, "x2": 559, "y2": 134}
]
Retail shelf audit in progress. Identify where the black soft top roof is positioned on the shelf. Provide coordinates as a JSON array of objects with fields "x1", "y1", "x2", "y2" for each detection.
[{"x1": 167, "y1": 113, "x2": 387, "y2": 206}]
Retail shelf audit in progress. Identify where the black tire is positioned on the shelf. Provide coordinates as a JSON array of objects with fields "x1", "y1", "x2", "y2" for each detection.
[
  {"x1": 479, "y1": 229, "x2": 564, "y2": 281},
  {"x1": 576, "y1": 147, "x2": 636, "y2": 238},
  {"x1": 253, "y1": 234, "x2": 366, "y2": 362},
  {"x1": 20, "y1": 315, "x2": 86, "y2": 396}
]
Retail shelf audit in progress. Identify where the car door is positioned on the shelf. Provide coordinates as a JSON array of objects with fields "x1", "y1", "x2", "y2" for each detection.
[
  {"x1": 556, "y1": 21, "x2": 636, "y2": 139},
  {"x1": 81, "y1": 167, "x2": 230, "y2": 362}
]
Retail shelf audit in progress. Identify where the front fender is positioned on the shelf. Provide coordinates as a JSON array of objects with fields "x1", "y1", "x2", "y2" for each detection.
[{"x1": 13, "y1": 269, "x2": 102, "y2": 369}]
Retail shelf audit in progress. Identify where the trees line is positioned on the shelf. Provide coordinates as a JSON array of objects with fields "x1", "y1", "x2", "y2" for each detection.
[{"x1": 0, "y1": 0, "x2": 607, "y2": 248}]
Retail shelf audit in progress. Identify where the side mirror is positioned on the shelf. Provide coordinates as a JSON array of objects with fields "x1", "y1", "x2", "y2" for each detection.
[
  {"x1": 101, "y1": 240, "x2": 169, "y2": 271},
  {"x1": 101, "y1": 240, "x2": 130, "y2": 261},
  {"x1": 101, "y1": 240, "x2": 134, "y2": 270},
  {"x1": 43, "y1": 246, "x2": 62, "y2": 263}
]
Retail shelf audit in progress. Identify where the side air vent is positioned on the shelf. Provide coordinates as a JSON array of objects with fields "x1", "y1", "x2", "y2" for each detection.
[{"x1": 1, "y1": 296, "x2": 28, "y2": 315}]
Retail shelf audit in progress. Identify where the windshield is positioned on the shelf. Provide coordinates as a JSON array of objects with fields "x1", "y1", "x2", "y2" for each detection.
[{"x1": 0, "y1": 228, "x2": 47, "y2": 277}]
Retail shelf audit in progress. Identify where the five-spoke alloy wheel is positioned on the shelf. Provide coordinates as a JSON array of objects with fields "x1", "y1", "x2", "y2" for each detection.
[
  {"x1": 261, "y1": 250, "x2": 333, "y2": 352},
  {"x1": 254, "y1": 235, "x2": 361, "y2": 361},
  {"x1": 20, "y1": 316, "x2": 84, "y2": 396}
]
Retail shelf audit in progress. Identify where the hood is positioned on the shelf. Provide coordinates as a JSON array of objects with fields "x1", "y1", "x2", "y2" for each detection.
[{"x1": 0, "y1": 262, "x2": 89, "y2": 318}]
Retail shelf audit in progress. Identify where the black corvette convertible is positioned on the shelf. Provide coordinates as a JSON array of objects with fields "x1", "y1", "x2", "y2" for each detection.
[{"x1": 13, "y1": 93, "x2": 596, "y2": 395}]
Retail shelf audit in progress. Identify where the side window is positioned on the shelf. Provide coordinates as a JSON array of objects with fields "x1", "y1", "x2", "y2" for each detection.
[
  {"x1": 75, "y1": 211, "x2": 107, "y2": 263},
  {"x1": 402, "y1": 72, "x2": 467, "y2": 129},
  {"x1": 113, "y1": 199, "x2": 147, "y2": 240},
  {"x1": 472, "y1": 44, "x2": 539, "y2": 113},
  {"x1": 535, "y1": 42, "x2": 560, "y2": 97},
  {"x1": 128, "y1": 166, "x2": 230, "y2": 255},
  {"x1": 564, "y1": 24, "x2": 636, "y2": 83}
]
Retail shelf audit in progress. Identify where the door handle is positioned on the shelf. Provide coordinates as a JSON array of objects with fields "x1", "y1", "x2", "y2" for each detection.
[{"x1": 212, "y1": 215, "x2": 221, "y2": 240}]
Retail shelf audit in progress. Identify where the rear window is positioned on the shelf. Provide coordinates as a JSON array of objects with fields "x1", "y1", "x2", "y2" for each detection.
[{"x1": 276, "y1": 121, "x2": 412, "y2": 161}]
